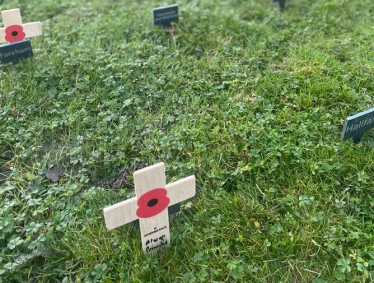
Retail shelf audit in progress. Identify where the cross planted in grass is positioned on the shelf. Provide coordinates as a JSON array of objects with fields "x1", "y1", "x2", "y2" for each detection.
[
  {"x1": 0, "y1": 8, "x2": 42, "y2": 64},
  {"x1": 103, "y1": 163, "x2": 195, "y2": 254}
]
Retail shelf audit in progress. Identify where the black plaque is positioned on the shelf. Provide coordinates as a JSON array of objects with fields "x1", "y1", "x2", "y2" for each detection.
[
  {"x1": 0, "y1": 39, "x2": 33, "y2": 64},
  {"x1": 273, "y1": 0, "x2": 286, "y2": 11},
  {"x1": 152, "y1": 4, "x2": 179, "y2": 28},
  {"x1": 341, "y1": 108, "x2": 374, "y2": 142},
  {"x1": 167, "y1": 202, "x2": 181, "y2": 215}
]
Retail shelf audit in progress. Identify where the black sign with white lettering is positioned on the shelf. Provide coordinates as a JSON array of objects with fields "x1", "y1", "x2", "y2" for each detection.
[
  {"x1": 341, "y1": 108, "x2": 374, "y2": 142},
  {"x1": 0, "y1": 39, "x2": 33, "y2": 64},
  {"x1": 152, "y1": 4, "x2": 178, "y2": 28}
]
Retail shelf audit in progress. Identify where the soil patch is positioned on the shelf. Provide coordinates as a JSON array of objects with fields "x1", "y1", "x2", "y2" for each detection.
[{"x1": 101, "y1": 162, "x2": 146, "y2": 190}]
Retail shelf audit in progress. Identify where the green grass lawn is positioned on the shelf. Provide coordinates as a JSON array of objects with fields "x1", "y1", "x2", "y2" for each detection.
[{"x1": 1, "y1": 0, "x2": 374, "y2": 281}]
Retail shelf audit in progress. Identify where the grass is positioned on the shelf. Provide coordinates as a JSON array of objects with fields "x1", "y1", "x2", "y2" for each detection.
[{"x1": 1, "y1": 0, "x2": 374, "y2": 281}]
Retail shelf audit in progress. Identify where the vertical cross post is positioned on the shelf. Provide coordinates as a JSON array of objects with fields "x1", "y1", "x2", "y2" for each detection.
[{"x1": 103, "y1": 163, "x2": 195, "y2": 254}]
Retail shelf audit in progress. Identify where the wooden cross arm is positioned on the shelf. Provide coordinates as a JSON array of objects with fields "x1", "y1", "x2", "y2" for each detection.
[
  {"x1": 103, "y1": 197, "x2": 138, "y2": 230},
  {"x1": 0, "y1": 30, "x2": 7, "y2": 43},
  {"x1": 166, "y1": 175, "x2": 195, "y2": 206},
  {"x1": 22, "y1": 22, "x2": 42, "y2": 38},
  {"x1": 103, "y1": 175, "x2": 195, "y2": 231},
  {"x1": 0, "y1": 22, "x2": 42, "y2": 43}
]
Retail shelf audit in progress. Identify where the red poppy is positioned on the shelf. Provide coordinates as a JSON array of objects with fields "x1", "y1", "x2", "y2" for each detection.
[
  {"x1": 5, "y1": 25, "x2": 26, "y2": 43},
  {"x1": 136, "y1": 188, "x2": 170, "y2": 218}
]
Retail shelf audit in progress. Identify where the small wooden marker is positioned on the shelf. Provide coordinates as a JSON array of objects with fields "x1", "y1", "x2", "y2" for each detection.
[
  {"x1": 103, "y1": 163, "x2": 195, "y2": 254},
  {"x1": 152, "y1": 4, "x2": 179, "y2": 28},
  {"x1": 0, "y1": 9, "x2": 42, "y2": 64},
  {"x1": 341, "y1": 108, "x2": 374, "y2": 143}
]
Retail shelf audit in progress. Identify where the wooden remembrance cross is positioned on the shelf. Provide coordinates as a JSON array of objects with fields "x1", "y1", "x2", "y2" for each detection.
[
  {"x1": 0, "y1": 9, "x2": 42, "y2": 64},
  {"x1": 0, "y1": 9, "x2": 42, "y2": 43},
  {"x1": 103, "y1": 163, "x2": 195, "y2": 254}
]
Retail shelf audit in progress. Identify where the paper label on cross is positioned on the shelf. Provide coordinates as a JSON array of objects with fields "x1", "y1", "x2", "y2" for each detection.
[
  {"x1": 103, "y1": 162, "x2": 195, "y2": 254},
  {"x1": 0, "y1": 9, "x2": 42, "y2": 44}
]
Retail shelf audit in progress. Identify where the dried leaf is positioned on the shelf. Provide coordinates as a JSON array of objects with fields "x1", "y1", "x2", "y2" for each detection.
[{"x1": 46, "y1": 167, "x2": 62, "y2": 183}]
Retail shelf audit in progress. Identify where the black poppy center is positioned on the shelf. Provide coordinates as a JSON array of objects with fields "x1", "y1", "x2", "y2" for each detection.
[
  {"x1": 147, "y1": 198, "x2": 158, "y2": 207},
  {"x1": 12, "y1": 31, "x2": 18, "y2": 36}
]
